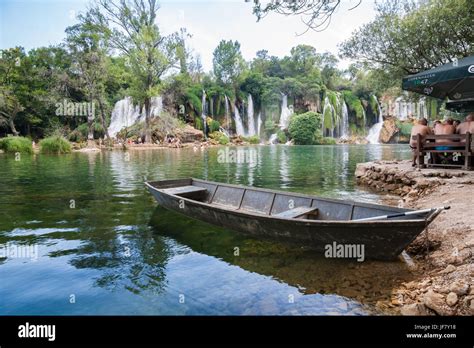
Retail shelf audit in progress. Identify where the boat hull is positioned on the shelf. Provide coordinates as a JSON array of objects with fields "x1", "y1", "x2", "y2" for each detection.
[{"x1": 146, "y1": 179, "x2": 439, "y2": 260}]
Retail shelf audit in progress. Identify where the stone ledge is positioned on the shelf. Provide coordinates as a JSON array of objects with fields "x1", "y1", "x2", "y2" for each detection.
[{"x1": 355, "y1": 160, "x2": 473, "y2": 200}]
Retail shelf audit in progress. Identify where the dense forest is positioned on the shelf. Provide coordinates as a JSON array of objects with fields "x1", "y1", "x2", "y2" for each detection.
[{"x1": 0, "y1": 0, "x2": 472, "y2": 147}]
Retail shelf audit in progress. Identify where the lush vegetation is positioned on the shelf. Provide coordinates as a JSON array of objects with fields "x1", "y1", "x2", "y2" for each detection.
[
  {"x1": 39, "y1": 136, "x2": 72, "y2": 154},
  {"x1": 0, "y1": 136, "x2": 33, "y2": 153},
  {"x1": 288, "y1": 112, "x2": 322, "y2": 145},
  {"x1": 0, "y1": 0, "x2": 471, "y2": 146},
  {"x1": 396, "y1": 120, "x2": 414, "y2": 138}
]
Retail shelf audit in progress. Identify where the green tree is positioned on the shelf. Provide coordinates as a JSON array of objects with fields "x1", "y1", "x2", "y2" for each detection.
[
  {"x1": 288, "y1": 111, "x2": 322, "y2": 145},
  {"x1": 66, "y1": 11, "x2": 112, "y2": 140},
  {"x1": 89, "y1": 0, "x2": 182, "y2": 143},
  {"x1": 212, "y1": 40, "x2": 246, "y2": 85},
  {"x1": 340, "y1": 0, "x2": 473, "y2": 81}
]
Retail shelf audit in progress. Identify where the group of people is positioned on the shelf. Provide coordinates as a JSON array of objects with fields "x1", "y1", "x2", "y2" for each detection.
[{"x1": 410, "y1": 113, "x2": 474, "y2": 166}]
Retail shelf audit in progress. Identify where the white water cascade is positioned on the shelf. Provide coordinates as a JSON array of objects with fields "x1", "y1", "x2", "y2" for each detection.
[
  {"x1": 279, "y1": 94, "x2": 293, "y2": 129},
  {"x1": 366, "y1": 96, "x2": 384, "y2": 144},
  {"x1": 247, "y1": 94, "x2": 256, "y2": 136},
  {"x1": 269, "y1": 133, "x2": 278, "y2": 144},
  {"x1": 340, "y1": 101, "x2": 349, "y2": 139},
  {"x1": 234, "y1": 103, "x2": 245, "y2": 136},
  {"x1": 108, "y1": 96, "x2": 163, "y2": 138},
  {"x1": 322, "y1": 96, "x2": 335, "y2": 137}
]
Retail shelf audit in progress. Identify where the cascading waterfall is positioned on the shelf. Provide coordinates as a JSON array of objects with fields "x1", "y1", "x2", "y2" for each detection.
[
  {"x1": 269, "y1": 133, "x2": 278, "y2": 144},
  {"x1": 224, "y1": 95, "x2": 231, "y2": 134},
  {"x1": 270, "y1": 94, "x2": 293, "y2": 144},
  {"x1": 219, "y1": 127, "x2": 230, "y2": 137},
  {"x1": 322, "y1": 96, "x2": 335, "y2": 137},
  {"x1": 362, "y1": 108, "x2": 367, "y2": 128},
  {"x1": 340, "y1": 101, "x2": 349, "y2": 139},
  {"x1": 108, "y1": 96, "x2": 162, "y2": 138},
  {"x1": 279, "y1": 94, "x2": 292, "y2": 129},
  {"x1": 366, "y1": 95, "x2": 384, "y2": 144},
  {"x1": 234, "y1": 103, "x2": 245, "y2": 136},
  {"x1": 201, "y1": 90, "x2": 207, "y2": 137},
  {"x1": 247, "y1": 94, "x2": 256, "y2": 136}
]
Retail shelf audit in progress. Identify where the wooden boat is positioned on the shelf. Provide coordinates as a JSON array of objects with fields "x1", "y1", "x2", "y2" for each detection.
[{"x1": 145, "y1": 178, "x2": 442, "y2": 260}]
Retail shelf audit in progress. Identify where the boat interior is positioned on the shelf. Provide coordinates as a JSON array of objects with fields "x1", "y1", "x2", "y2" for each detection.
[{"x1": 148, "y1": 178, "x2": 430, "y2": 222}]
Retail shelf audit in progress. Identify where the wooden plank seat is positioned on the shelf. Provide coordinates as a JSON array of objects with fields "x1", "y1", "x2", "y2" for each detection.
[
  {"x1": 412, "y1": 132, "x2": 473, "y2": 170},
  {"x1": 162, "y1": 185, "x2": 207, "y2": 199},
  {"x1": 273, "y1": 206, "x2": 318, "y2": 219}
]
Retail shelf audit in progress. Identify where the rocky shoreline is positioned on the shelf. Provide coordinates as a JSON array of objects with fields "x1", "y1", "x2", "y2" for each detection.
[{"x1": 356, "y1": 160, "x2": 474, "y2": 315}]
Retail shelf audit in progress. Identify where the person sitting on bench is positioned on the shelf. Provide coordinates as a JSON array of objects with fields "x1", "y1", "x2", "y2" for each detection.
[
  {"x1": 456, "y1": 114, "x2": 474, "y2": 137},
  {"x1": 410, "y1": 118, "x2": 431, "y2": 167},
  {"x1": 434, "y1": 118, "x2": 456, "y2": 151}
]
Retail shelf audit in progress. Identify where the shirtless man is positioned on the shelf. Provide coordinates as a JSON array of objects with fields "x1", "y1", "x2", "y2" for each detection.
[
  {"x1": 434, "y1": 118, "x2": 456, "y2": 145},
  {"x1": 410, "y1": 118, "x2": 431, "y2": 167},
  {"x1": 456, "y1": 114, "x2": 474, "y2": 135}
]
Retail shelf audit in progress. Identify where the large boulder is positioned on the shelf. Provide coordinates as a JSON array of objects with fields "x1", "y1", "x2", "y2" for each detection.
[
  {"x1": 174, "y1": 125, "x2": 203, "y2": 143},
  {"x1": 379, "y1": 117, "x2": 399, "y2": 143}
]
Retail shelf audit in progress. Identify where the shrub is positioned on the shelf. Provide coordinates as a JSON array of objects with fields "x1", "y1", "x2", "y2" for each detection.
[
  {"x1": 288, "y1": 112, "x2": 322, "y2": 145},
  {"x1": 396, "y1": 120, "x2": 414, "y2": 138},
  {"x1": 343, "y1": 90, "x2": 365, "y2": 122},
  {"x1": 209, "y1": 131, "x2": 229, "y2": 145},
  {"x1": 68, "y1": 123, "x2": 88, "y2": 142},
  {"x1": 195, "y1": 117, "x2": 203, "y2": 131},
  {"x1": 277, "y1": 130, "x2": 287, "y2": 143},
  {"x1": 0, "y1": 136, "x2": 33, "y2": 154},
  {"x1": 39, "y1": 136, "x2": 72, "y2": 154},
  {"x1": 218, "y1": 134, "x2": 229, "y2": 145},
  {"x1": 243, "y1": 135, "x2": 260, "y2": 144},
  {"x1": 315, "y1": 137, "x2": 337, "y2": 145},
  {"x1": 209, "y1": 119, "x2": 221, "y2": 133}
]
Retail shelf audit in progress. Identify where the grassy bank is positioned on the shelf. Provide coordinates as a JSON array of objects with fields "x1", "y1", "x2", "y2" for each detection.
[
  {"x1": 0, "y1": 137, "x2": 33, "y2": 154},
  {"x1": 39, "y1": 136, "x2": 72, "y2": 154}
]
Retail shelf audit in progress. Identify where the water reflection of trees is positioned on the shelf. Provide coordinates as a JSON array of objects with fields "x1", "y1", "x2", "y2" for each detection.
[{"x1": 149, "y1": 206, "x2": 417, "y2": 308}]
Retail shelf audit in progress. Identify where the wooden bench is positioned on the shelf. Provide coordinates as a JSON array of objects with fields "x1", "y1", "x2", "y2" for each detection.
[
  {"x1": 162, "y1": 185, "x2": 207, "y2": 199},
  {"x1": 412, "y1": 133, "x2": 473, "y2": 170},
  {"x1": 273, "y1": 206, "x2": 318, "y2": 219}
]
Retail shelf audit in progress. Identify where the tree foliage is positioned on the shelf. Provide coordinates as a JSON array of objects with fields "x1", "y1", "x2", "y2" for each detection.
[
  {"x1": 340, "y1": 0, "x2": 473, "y2": 81},
  {"x1": 212, "y1": 40, "x2": 246, "y2": 85}
]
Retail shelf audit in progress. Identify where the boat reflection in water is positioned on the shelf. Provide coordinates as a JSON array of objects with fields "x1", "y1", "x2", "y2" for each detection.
[{"x1": 149, "y1": 206, "x2": 419, "y2": 315}]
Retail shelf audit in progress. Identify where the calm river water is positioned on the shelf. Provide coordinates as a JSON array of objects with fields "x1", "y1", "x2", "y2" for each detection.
[{"x1": 0, "y1": 145, "x2": 416, "y2": 315}]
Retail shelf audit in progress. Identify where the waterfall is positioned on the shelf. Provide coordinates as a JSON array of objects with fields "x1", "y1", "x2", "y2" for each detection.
[
  {"x1": 201, "y1": 90, "x2": 207, "y2": 137},
  {"x1": 247, "y1": 94, "x2": 256, "y2": 136},
  {"x1": 322, "y1": 95, "x2": 335, "y2": 137},
  {"x1": 224, "y1": 95, "x2": 231, "y2": 134},
  {"x1": 340, "y1": 102, "x2": 349, "y2": 139},
  {"x1": 279, "y1": 94, "x2": 292, "y2": 129},
  {"x1": 219, "y1": 127, "x2": 230, "y2": 137},
  {"x1": 108, "y1": 96, "x2": 162, "y2": 138},
  {"x1": 269, "y1": 133, "x2": 278, "y2": 144},
  {"x1": 234, "y1": 103, "x2": 245, "y2": 136},
  {"x1": 366, "y1": 95, "x2": 384, "y2": 144}
]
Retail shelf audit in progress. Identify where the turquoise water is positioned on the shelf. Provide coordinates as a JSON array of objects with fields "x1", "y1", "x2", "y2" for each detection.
[{"x1": 0, "y1": 145, "x2": 415, "y2": 315}]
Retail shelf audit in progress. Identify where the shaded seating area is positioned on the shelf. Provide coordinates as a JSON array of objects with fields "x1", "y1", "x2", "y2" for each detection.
[{"x1": 412, "y1": 132, "x2": 473, "y2": 170}]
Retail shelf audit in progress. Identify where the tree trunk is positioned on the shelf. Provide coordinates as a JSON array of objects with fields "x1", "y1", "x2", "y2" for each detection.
[
  {"x1": 87, "y1": 96, "x2": 94, "y2": 142},
  {"x1": 144, "y1": 97, "x2": 151, "y2": 143},
  {"x1": 9, "y1": 116, "x2": 19, "y2": 136}
]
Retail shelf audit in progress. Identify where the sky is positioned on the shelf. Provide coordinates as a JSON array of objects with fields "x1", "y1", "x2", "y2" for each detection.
[{"x1": 0, "y1": 0, "x2": 377, "y2": 71}]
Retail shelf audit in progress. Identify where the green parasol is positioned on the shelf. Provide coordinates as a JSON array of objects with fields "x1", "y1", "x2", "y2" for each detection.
[{"x1": 402, "y1": 55, "x2": 474, "y2": 101}]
